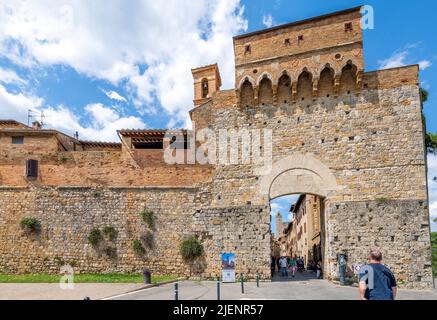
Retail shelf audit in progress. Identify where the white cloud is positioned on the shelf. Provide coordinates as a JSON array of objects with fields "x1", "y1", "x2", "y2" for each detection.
[
  {"x1": 43, "y1": 103, "x2": 145, "y2": 142},
  {"x1": 378, "y1": 44, "x2": 432, "y2": 71},
  {"x1": 262, "y1": 14, "x2": 274, "y2": 28},
  {"x1": 421, "y1": 81, "x2": 431, "y2": 90},
  {"x1": 102, "y1": 89, "x2": 127, "y2": 102},
  {"x1": 379, "y1": 50, "x2": 409, "y2": 70},
  {"x1": 0, "y1": 83, "x2": 144, "y2": 141},
  {"x1": 0, "y1": 66, "x2": 27, "y2": 85},
  {"x1": 0, "y1": 83, "x2": 43, "y2": 120},
  {"x1": 0, "y1": 0, "x2": 248, "y2": 128},
  {"x1": 418, "y1": 60, "x2": 432, "y2": 70},
  {"x1": 270, "y1": 202, "x2": 284, "y2": 214}
]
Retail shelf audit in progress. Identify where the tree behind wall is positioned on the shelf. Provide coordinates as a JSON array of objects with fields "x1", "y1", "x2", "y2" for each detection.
[{"x1": 421, "y1": 88, "x2": 437, "y2": 154}]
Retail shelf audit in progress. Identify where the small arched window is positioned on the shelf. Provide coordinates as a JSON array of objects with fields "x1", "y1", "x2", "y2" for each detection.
[{"x1": 201, "y1": 79, "x2": 209, "y2": 98}]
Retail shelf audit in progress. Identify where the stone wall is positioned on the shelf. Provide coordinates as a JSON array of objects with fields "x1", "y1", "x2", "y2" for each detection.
[
  {"x1": 325, "y1": 199, "x2": 433, "y2": 289},
  {"x1": 0, "y1": 187, "x2": 196, "y2": 275},
  {"x1": 0, "y1": 187, "x2": 271, "y2": 279},
  {"x1": 192, "y1": 205, "x2": 271, "y2": 279}
]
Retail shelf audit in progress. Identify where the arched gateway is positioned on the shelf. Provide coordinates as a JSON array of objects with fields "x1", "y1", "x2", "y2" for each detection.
[{"x1": 259, "y1": 154, "x2": 338, "y2": 281}]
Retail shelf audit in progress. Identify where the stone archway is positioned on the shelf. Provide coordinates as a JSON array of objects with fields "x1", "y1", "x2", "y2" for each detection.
[
  {"x1": 259, "y1": 153, "x2": 339, "y2": 200},
  {"x1": 260, "y1": 153, "x2": 339, "y2": 280}
]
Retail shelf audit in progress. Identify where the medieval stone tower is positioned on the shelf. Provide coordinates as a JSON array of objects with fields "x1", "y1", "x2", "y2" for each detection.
[
  {"x1": 189, "y1": 6, "x2": 433, "y2": 289},
  {"x1": 0, "y1": 7, "x2": 433, "y2": 289},
  {"x1": 275, "y1": 212, "x2": 284, "y2": 239}
]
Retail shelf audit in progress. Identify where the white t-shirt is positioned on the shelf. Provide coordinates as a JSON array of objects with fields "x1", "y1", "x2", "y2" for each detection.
[{"x1": 280, "y1": 258, "x2": 287, "y2": 268}]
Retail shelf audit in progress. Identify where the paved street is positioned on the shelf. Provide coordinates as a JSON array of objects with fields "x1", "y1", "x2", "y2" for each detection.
[
  {"x1": 108, "y1": 272, "x2": 437, "y2": 300},
  {"x1": 0, "y1": 283, "x2": 145, "y2": 300},
  {"x1": 0, "y1": 271, "x2": 435, "y2": 300}
]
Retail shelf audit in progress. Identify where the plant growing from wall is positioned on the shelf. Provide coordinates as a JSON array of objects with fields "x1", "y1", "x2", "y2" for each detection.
[
  {"x1": 20, "y1": 217, "x2": 41, "y2": 233},
  {"x1": 103, "y1": 226, "x2": 118, "y2": 241},
  {"x1": 180, "y1": 236, "x2": 203, "y2": 275},
  {"x1": 88, "y1": 228, "x2": 103, "y2": 246},
  {"x1": 132, "y1": 239, "x2": 146, "y2": 256},
  {"x1": 54, "y1": 256, "x2": 65, "y2": 267},
  {"x1": 141, "y1": 231, "x2": 154, "y2": 249},
  {"x1": 140, "y1": 210, "x2": 155, "y2": 229},
  {"x1": 375, "y1": 197, "x2": 388, "y2": 205},
  {"x1": 91, "y1": 191, "x2": 103, "y2": 198}
]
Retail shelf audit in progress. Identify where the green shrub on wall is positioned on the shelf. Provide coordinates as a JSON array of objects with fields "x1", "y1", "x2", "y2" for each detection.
[
  {"x1": 59, "y1": 155, "x2": 69, "y2": 163},
  {"x1": 375, "y1": 197, "x2": 389, "y2": 204},
  {"x1": 54, "y1": 256, "x2": 65, "y2": 267},
  {"x1": 180, "y1": 236, "x2": 203, "y2": 262},
  {"x1": 103, "y1": 226, "x2": 118, "y2": 241},
  {"x1": 132, "y1": 239, "x2": 146, "y2": 255},
  {"x1": 20, "y1": 217, "x2": 41, "y2": 233},
  {"x1": 91, "y1": 191, "x2": 102, "y2": 198},
  {"x1": 139, "y1": 210, "x2": 155, "y2": 229},
  {"x1": 88, "y1": 228, "x2": 103, "y2": 246}
]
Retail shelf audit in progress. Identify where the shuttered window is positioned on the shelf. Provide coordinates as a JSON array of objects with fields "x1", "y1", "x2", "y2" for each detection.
[
  {"x1": 26, "y1": 159, "x2": 38, "y2": 178},
  {"x1": 12, "y1": 136, "x2": 24, "y2": 144}
]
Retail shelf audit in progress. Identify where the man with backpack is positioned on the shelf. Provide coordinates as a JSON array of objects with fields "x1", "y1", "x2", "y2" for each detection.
[{"x1": 359, "y1": 249, "x2": 397, "y2": 300}]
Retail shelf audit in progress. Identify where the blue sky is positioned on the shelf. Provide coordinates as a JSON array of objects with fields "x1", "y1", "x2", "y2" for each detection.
[{"x1": 0, "y1": 1, "x2": 436, "y2": 230}]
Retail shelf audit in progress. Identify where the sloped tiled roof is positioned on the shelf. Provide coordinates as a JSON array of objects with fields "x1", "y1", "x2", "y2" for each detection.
[{"x1": 80, "y1": 140, "x2": 122, "y2": 148}]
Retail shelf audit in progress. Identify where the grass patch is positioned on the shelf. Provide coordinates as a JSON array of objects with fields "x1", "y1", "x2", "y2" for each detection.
[
  {"x1": 432, "y1": 232, "x2": 437, "y2": 277},
  {"x1": 0, "y1": 273, "x2": 179, "y2": 284}
]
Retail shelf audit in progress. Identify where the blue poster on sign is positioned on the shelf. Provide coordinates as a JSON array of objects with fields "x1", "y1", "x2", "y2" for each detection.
[{"x1": 221, "y1": 253, "x2": 236, "y2": 282}]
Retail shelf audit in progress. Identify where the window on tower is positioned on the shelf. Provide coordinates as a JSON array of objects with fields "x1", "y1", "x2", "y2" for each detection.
[{"x1": 201, "y1": 78, "x2": 209, "y2": 98}]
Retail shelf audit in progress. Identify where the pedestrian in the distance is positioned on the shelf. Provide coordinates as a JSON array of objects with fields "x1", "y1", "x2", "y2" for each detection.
[
  {"x1": 289, "y1": 256, "x2": 296, "y2": 278},
  {"x1": 316, "y1": 261, "x2": 322, "y2": 279},
  {"x1": 280, "y1": 256, "x2": 288, "y2": 277},
  {"x1": 270, "y1": 256, "x2": 276, "y2": 278},
  {"x1": 359, "y1": 249, "x2": 397, "y2": 300}
]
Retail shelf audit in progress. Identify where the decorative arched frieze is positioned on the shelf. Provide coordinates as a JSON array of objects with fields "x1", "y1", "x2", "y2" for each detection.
[
  {"x1": 239, "y1": 78, "x2": 255, "y2": 108},
  {"x1": 318, "y1": 66, "x2": 335, "y2": 98},
  {"x1": 256, "y1": 72, "x2": 273, "y2": 86},
  {"x1": 339, "y1": 61, "x2": 358, "y2": 95},
  {"x1": 258, "y1": 77, "x2": 273, "y2": 106},
  {"x1": 277, "y1": 72, "x2": 292, "y2": 106},
  {"x1": 238, "y1": 75, "x2": 256, "y2": 89},
  {"x1": 296, "y1": 69, "x2": 313, "y2": 102}
]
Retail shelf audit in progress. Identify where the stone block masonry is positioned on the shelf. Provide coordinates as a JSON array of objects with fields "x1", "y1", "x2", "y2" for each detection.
[
  {"x1": 0, "y1": 187, "x2": 203, "y2": 275},
  {"x1": 0, "y1": 187, "x2": 270, "y2": 280},
  {"x1": 326, "y1": 200, "x2": 433, "y2": 290}
]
